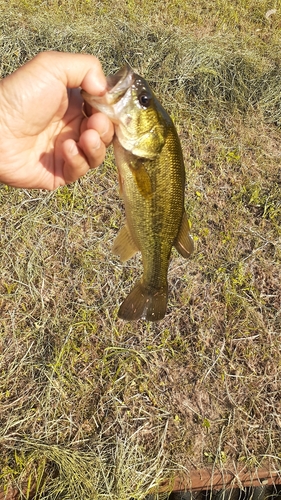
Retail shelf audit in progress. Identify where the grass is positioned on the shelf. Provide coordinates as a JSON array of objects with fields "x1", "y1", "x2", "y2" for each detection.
[{"x1": 0, "y1": 0, "x2": 281, "y2": 498}]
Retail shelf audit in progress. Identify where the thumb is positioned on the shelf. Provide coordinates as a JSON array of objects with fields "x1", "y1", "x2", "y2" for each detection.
[{"x1": 28, "y1": 51, "x2": 107, "y2": 95}]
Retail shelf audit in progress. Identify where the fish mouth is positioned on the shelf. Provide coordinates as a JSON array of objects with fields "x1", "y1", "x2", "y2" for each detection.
[
  {"x1": 81, "y1": 64, "x2": 135, "y2": 123},
  {"x1": 106, "y1": 63, "x2": 134, "y2": 99}
]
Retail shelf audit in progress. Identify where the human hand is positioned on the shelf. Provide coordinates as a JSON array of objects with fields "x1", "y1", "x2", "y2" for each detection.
[{"x1": 0, "y1": 51, "x2": 114, "y2": 190}]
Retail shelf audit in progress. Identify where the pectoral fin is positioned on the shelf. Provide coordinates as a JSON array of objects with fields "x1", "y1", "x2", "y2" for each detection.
[
  {"x1": 112, "y1": 223, "x2": 139, "y2": 262},
  {"x1": 174, "y1": 211, "x2": 194, "y2": 258},
  {"x1": 129, "y1": 160, "x2": 153, "y2": 198}
]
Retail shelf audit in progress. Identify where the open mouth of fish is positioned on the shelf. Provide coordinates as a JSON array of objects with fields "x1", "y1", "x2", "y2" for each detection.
[
  {"x1": 81, "y1": 64, "x2": 135, "y2": 122},
  {"x1": 106, "y1": 64, "x2": 134, "y2": 100}
]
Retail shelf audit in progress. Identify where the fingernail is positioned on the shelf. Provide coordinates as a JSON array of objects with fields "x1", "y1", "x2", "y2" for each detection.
[
  {"x1": 100, "y1": 122, "x2": 110, "y2": 140},
  {"x1": 69, "y1": 141, "x2": 79, "y2": 156},
  {"x1": 96, "y1": 82, "x2": 107, "y2": 95},
  {"x1": 88, "y1": 69, "x2": 107, "y2": 95},
  {"x1": 92, "y1": 135, "x2": 101, "y2": 150}
]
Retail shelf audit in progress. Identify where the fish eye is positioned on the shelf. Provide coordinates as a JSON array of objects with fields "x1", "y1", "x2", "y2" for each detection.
[{"x1": 138, "y1": 93, "x2": 151, "y2": 108}]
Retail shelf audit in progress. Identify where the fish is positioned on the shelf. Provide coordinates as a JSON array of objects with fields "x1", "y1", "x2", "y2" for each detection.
[{"x1": 81, "y1": 64, "x2": 194, "y2": 321}]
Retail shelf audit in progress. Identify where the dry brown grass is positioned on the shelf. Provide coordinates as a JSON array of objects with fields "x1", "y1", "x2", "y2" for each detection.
[{"x1": 0, "y1": 0, "x2": 280, "y2": 498}]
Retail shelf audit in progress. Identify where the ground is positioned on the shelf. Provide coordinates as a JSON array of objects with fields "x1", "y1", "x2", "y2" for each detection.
[{"x1": 0, "y1": 1, "x2": 280, "y2": 498}]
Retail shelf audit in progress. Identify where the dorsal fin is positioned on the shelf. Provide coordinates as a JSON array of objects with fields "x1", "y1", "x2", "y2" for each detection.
[{"x1": 174, "y1": 211, "x2": 194, "y2": 258}]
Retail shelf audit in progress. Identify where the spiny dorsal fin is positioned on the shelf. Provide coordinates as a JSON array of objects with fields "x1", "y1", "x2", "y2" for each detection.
[
  {"x1": 174, "y1": 211, "x2": 194, "y2": 258},
  {"x1": 112, "y1": 223, "x2": 139, "y2": 262}
]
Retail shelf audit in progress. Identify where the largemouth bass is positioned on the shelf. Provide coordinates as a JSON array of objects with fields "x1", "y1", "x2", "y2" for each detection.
[{"x1": 82, "y1": 64, "x2": 194, "y2": 321}]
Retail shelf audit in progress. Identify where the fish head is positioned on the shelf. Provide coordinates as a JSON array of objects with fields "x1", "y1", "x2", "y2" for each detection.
[{"x1": 82, "y1": 64, "x2": 170, "y2": 159}]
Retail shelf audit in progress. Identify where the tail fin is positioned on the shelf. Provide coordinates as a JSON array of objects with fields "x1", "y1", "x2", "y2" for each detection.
[{"x1": 118, "y1": 281, "x2": 168, "y2": 322}]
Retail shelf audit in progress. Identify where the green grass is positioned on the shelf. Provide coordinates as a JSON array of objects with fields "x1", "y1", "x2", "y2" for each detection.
[{"x1": 0, "y1": 0, "x2": 281, "y2": 498}]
